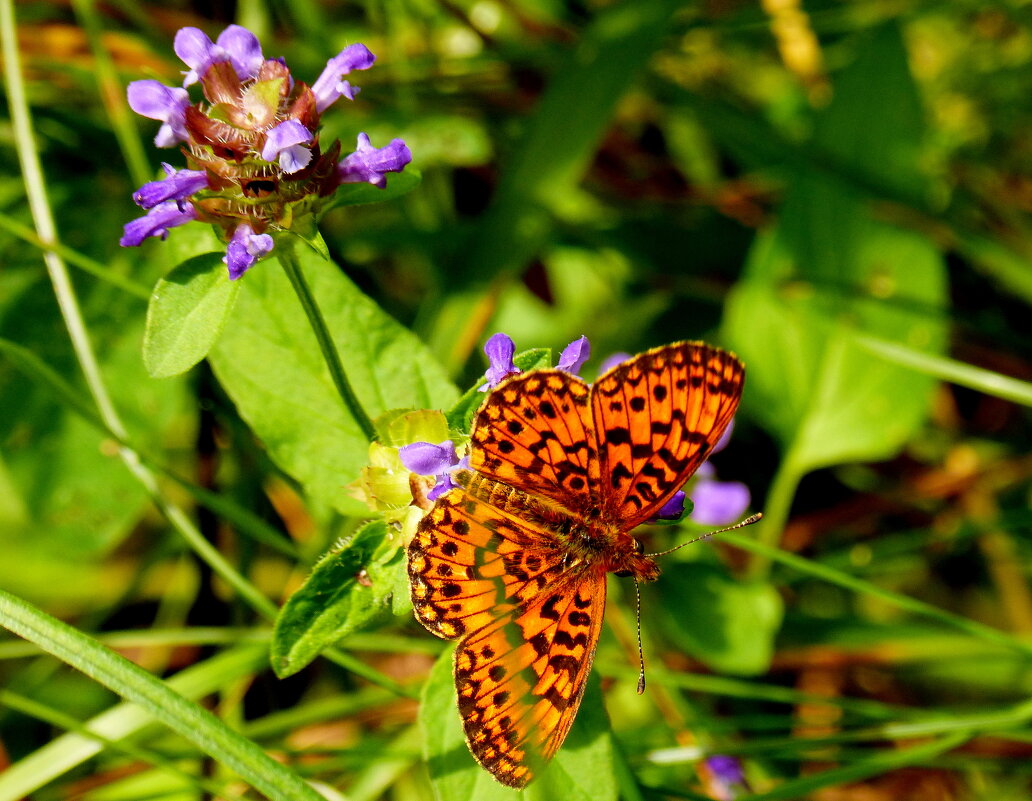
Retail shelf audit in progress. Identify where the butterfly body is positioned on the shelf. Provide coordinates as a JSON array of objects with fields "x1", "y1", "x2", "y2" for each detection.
[
  {"x1": 408, "y1": 342, "x2": 744, "y2": 787},
  {"x1": 458, "y1": 469, "x2": 660, "y2": 581}
]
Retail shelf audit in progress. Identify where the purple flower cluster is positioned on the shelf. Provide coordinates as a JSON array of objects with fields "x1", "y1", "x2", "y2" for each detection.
[
  {"x1": 122, "y1": 24, "x2": 412, "y2": 279},
  {"x1": 401, "y1": 334, "x2": 751, "y2": 525}
]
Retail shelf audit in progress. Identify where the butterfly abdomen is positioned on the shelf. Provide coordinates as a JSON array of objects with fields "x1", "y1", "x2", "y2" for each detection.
[{"x1": 458, "y1": 470, "x2": 581, "y2": 529}]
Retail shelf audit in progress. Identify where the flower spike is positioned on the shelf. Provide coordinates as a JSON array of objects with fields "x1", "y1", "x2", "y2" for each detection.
[{"x1": 122, "y1": 24, "x2": 411, "y2": 279}]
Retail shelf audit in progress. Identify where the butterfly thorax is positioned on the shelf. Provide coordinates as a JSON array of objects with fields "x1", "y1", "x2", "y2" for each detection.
[{"x1": 457, "y1": 470, "x2": 660, "y2": 582}]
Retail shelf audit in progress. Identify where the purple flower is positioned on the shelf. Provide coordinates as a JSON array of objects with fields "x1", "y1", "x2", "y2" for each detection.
[
  {"x1": 311, "y1": 44, "x2": 376, "y2": 112},
  {"x1": 557, "y1": 336, "x2": 590, "y2": 376},
  {"x1": 224, "y1": 224, "x2": 275, "y2": 280},
  {"x1": 690, "y1": 477, "x2": 750, "y2": 526},
  {"x1": 399, "y1": 440, "x2": 469, "y2": 501},
  {"x1": 261, "y1": 120, "x2": 313, "y2": 174},
  {"x1": 687, "y1": 419, "x2": 750, "y2": 525},
  {"x1": 599, "y1": 352, "x2": 631, "y2": 374},
  {"x1": 479, "y1": 333, "x2": 519, "y2": 391},
  {"x1": 132, "y1": 164, "x2": 208, "y2": 209},
  {"x1": 126, "y1": 80, "x2": 190, "y2": 147},
  {"x1": 120, "y1": 200, "x2": 197, "y2": 246},
  {"x1": 174, "y1": 25, "x2": 264, "y2": 87},
  {"x1": 652, "y1": 490, "x2": 687, "y2": 522},
  {"x1": 706, "y1": 755, "x2": 746, "y2": 800},
  {"x1": 337, "y1": 134, "x2": 412, "y2": 189}
]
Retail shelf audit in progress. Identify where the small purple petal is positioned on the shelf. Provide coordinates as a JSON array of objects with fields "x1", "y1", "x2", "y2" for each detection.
[
  {"x1": 652, "y1": 490, "x2": 686, "y2": 521},
  {"x1": 399, "y1": 440, "x2": 459, "y2": 476},
  {"x1": 120, "y1": 200, "x2": 197, "y2": 247},
  {"x1": 599, "y1": 352, "x2": 631, "y2": 374},
  {"x1": 713, "y1": 418, "x2": 735, "y2": 454},
  {"x1": 428, "y1": 473, "x2": 460, "y2": 501},
  {"x1": 126, "y1": 80, "x2": 190, "y2": 147},
  {"x1": 216, "y1": 25, "x2": 264, "y2": 80},
  {"x1": 312, "y1": 43, "x2": 376, "y2": 112},
  {"x1": 337, "y1": 133, "x2": 412, "y2": 188},
  {"x1": 261, "y1": 120, "x2": 313, "y2": 174},
  {"x1": 479, "y1": 332, "x2": 519, "y2": 391},
  {"x1": 174, "y1": 25, "x2": 264, "y2": 86},
  {"x1": 223, "y1": 223, "x2": 274, "y2": 279},
  {"x1": 132, "y1": 166, "x2": 208, "y2": 209},
  {"x1": 557, "y1": 335, "x2": 590, "y2": 376},
  {"x1": 690, "y1": 479, "x2": 751, "y2": 526},
  {"x1": 173, "y1": 27, "x2": 215, "y2": 86}
]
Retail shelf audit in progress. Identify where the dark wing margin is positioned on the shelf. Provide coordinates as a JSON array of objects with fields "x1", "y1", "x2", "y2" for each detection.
[{"x1": 592, "y1": 342, "x2": 744, "y2": 528}]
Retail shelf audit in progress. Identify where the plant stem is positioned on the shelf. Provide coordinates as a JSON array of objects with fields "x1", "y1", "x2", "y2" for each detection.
[
  {"x1": 746, "y1": 448, "x2": 804, "y2": 580},
  {"x1": 278, "y1": 239, "x2": 377, "y2": 441}
]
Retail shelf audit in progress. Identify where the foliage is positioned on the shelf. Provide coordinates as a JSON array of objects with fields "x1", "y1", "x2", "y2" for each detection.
[{"x1": 1, "y1": 1, "x2": 1031, "y2": 800}]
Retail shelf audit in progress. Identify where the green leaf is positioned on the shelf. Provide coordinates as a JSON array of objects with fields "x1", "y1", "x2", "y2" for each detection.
[
  {"x1": 419, "y1": 646, "x2": 619, "y2": 800},
  {"x1": 724, "y1": 24, "x2": 947, "y2": 474},
  {"x1": 324, "y1": 168, "x2": 422, "y2": 211},
  {"x1": 655, "y1": 562, "x2": 782, "y2": 675},
  {"x1": 0, "y1": 645, "x2": 267, "y2": 801},
  {"x1": 0, "y1": 591, "x2": 323, "y2": 801},
  {"x1": 272, "y1": 520, "x2": 405, "y2": 677},
  {"x1": 445, "y1": 348, "x2": 552, "y2": 433},
  {"x1": 143, "y1": 252, "x2": 240, "y2": 378},
  {"x1": 209, "y1": 248, "x2": 458, "y2": 515}
]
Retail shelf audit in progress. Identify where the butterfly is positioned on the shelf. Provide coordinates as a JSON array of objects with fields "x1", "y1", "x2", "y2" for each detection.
[{"x1": 407, "y1": 341, "x2": 745, "y2": 787}]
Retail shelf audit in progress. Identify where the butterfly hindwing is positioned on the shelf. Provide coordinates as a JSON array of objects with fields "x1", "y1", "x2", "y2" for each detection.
[
  {"x1": 454, "y1": 568, "x2": 606, "y2": 788},
  {"x1": 469, "y1": 370, "x2": 601, "y2": 517},
  {"x1": 592, "y1": 342, "x2": 744, "y2": 528},
  {"x1": 408, "y1": 489, "x2": 566, "y2": 640}
]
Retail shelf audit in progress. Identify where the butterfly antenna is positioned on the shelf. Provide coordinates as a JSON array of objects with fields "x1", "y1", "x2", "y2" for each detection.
[
  {"x1": 634, "y1": 578, "x2": 646, "y2": 695},
  {"x1": 646, "y1": 513, "x2": 763, "y2": 558}
]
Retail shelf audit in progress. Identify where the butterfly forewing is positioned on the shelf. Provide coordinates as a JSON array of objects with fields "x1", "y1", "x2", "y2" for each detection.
[
  {"x1": 469, "y1": 371, "x2": 600, "y2": 517},
  {"x1": 592, "y1": 342, "x2": 744, "y2": 529}
]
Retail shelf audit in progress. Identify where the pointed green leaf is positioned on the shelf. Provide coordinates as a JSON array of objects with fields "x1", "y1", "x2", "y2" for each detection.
[
  {"x1": 143, "y1": 252, "x2": 239, "y2": 378},
  {"x1": 272, "y1": 520, "x2": 408, "y2": 677},
  {"x1": 724, "y1": 24, "x2": 947, "y2": 474},
  {"x1": 209, "y1": 247, "x2": 458, "y2": 515}
]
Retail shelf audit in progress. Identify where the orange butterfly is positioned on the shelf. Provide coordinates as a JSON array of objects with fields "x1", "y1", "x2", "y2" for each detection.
[{"x1": 407, "y1": 342, "x2": 745, "y2": 787}]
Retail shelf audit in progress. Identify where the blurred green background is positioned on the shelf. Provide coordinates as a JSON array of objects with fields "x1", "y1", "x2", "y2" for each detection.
[{"x1": 1, "y1": 0, "x2": 1032, "y2": 799}]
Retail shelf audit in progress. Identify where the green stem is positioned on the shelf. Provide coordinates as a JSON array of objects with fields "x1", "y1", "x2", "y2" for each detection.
[
  {"x1": 746, "y1": 447, "x2": 804, "y2": 580},
  {"x1": 278, "y1": 240, "x2": 377, "y2": 441},
  {"x1": 723, "y1": 530, "x2": 1032, "y2": 658}
]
